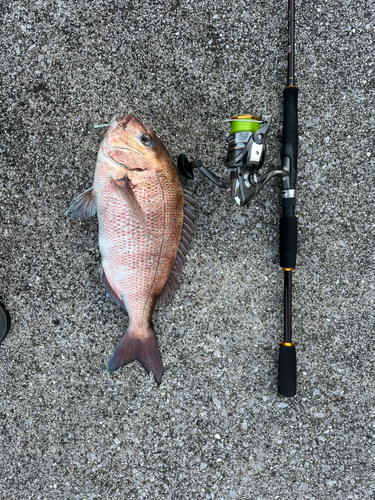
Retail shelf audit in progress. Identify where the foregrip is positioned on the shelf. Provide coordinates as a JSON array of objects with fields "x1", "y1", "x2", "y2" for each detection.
[{"x1": 280, "y1": 201, "x2": 297, "y2": 269}]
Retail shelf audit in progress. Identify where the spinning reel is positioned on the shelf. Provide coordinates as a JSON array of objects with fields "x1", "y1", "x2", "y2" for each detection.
[{"x1": 178, "y1": 114, "x2": 293, "y2": 206}]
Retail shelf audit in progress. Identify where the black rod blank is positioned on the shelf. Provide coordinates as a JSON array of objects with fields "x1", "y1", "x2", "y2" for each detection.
[{"x1": 288, "y1": 0, "x2": 295, "y2": 87}]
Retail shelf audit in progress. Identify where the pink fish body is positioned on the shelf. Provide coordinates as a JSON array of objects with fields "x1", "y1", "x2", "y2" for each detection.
[{"x1": 66, "y1": 114, "x2": 196, "y2": 384}]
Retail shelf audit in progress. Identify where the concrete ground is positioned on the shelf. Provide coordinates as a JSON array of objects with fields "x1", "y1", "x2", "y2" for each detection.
[{"x1": 1, "y1": 0, "x2": 374, "y2": 499}]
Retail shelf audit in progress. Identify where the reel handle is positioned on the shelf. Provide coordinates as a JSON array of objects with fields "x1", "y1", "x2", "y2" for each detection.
[{"x1": 177, "y1": 154, "x2": 230, "y2": 189}]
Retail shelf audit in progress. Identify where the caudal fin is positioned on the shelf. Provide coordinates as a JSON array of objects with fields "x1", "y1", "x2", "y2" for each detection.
[{"x1": 107, "y1": 328, "x2": 164, "y2": 385}]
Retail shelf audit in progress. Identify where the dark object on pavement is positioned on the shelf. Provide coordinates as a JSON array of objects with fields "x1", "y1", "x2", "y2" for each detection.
[{"x1": 0, "y1": 302, "x2": 11, "y2": 343}]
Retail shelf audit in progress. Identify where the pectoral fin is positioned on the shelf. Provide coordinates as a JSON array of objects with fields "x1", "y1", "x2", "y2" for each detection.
[
  {"x1": 65, "y1": 187, "x2": 96, "y2": 218},
  {"x1": 110, "y1": 176, "x2": 148, "y2": 234}
]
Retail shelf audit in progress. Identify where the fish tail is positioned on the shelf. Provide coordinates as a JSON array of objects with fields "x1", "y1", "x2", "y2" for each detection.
[{"x1": 107, "y1": 325, "x2": 164, "y2": 385}]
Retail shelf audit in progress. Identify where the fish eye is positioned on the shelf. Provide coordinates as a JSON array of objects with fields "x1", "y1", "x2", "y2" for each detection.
[{"x1": 140, "y1": 133, "x2": 153, "y2": 147}]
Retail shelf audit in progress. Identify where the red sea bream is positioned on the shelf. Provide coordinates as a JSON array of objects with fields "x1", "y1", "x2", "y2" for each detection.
[{"x1": 66, "y1": 114, "x2": 196, "y2": 384}]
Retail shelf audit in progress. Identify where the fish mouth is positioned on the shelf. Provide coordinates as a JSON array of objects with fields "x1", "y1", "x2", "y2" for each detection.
[
  {"x1": 107, "y1": 113, "x2": 143, "y2": 156},
  {"x1": 117, "y1": 114, "x2": 134, "y2": 130}
]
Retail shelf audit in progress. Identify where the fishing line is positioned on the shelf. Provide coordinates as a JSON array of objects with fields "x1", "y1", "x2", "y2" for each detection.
[{"x1": 93, "y1": 123, "x2": 111, "y2": 128}]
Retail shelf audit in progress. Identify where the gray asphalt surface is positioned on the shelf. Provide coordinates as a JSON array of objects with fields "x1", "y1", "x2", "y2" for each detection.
[{"x1": 1, "y1": 1, "x2": 374, "y2": 499}]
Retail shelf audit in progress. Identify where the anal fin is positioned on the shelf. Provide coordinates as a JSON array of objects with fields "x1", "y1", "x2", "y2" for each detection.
[{"x1": 100, "y1": 267, "x2": 125, "y2": 309}]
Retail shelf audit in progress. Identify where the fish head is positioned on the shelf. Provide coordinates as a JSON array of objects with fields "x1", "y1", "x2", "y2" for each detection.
[{"x1": 101, "y1": 114, "x2": 169, "y2": 182}]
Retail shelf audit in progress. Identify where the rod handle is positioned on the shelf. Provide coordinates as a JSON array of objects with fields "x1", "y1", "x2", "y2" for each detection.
[
  {"x1": 278, "y1": 343, "x2": 296, "y2": 397},
  {"x1": 282, "y1": 86, "x2": 298, "y2": 188}
]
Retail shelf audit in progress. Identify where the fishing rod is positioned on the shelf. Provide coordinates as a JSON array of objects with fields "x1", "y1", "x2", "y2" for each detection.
[{"x1": 178, "y1": 0, "x2": 298, "y2": 396}]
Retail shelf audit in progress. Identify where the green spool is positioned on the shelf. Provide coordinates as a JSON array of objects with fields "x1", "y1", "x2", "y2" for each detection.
[{"x1": 230, "y1": 115, "x2": 261, "y2": 134}]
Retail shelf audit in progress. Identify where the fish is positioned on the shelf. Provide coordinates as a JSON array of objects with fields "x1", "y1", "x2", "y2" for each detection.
[{"x1": 66, "y1": 114, "x2": 197, "y2": 385}]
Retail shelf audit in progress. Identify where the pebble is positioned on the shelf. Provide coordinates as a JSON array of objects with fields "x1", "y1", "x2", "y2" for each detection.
[{"x1": 315, "y1": 412, "x2": 325, "y2": 419}]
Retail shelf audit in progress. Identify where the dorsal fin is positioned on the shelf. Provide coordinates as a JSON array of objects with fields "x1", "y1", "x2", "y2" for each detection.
[{"x1": 156, "y1": 189, "x2": 197, "y2": 310}]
